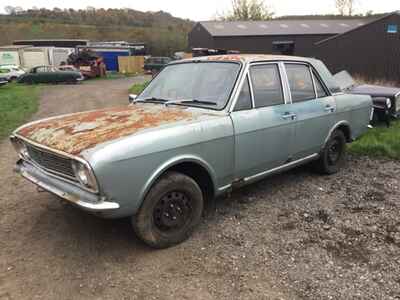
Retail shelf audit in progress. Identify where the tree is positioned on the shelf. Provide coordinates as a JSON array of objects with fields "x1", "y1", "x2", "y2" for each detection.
[
  {"x1": 221, "y1": 0, "x2": 274, "y2": 21},
  {"x1": 4, "y1": 5, "x2": 16, "y2": 15},
  {"x1": 335, "y1": 0, "x2": 356, "y2": 16}
]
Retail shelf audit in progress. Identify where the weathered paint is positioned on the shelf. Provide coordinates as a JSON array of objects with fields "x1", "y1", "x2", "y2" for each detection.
[{"x1": 17, "y1": 104, "x2": 202, "y2": 155}]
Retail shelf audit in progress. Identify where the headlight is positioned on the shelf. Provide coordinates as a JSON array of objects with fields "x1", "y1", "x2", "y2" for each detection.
[
  {"x1": 386, "y1": 98, "x2": 392, "y2": 109},
  {"x1": 72, "y1": 161, "x2": 98, "y2": 192},
  {"x1": 10, "y1": 136, "x2": 29, "y2": 159}
]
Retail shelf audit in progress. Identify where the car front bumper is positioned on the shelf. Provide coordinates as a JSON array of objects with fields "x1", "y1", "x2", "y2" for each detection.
[{"x1": 14, "y1": 159, "x2": 120, "y2": 212}]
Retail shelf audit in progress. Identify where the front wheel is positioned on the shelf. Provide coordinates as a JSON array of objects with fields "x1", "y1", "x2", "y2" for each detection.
[
  {"x1": 313, "y1": 130, "x2": 346, "y2": 174},
  {"x1": 132, "y1": 171, "x2": 204, "y2": 249}
]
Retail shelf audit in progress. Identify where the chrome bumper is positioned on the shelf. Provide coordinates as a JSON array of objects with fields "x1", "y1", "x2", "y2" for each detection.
[{"x1": 15, "y1": 160, "x2": 119, "y2": 212}]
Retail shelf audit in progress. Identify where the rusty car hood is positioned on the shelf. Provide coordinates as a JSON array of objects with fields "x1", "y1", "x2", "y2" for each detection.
[{"x1": 16, "y1": 104, "x2": 217, "y2": 156}]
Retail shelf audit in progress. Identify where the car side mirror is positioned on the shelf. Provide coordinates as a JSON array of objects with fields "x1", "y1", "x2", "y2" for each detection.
[{"x1": 128, "y1": 94, "x2": 137, "y2": 104}]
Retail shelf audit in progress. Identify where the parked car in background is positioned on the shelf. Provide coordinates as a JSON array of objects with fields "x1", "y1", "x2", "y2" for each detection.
[
  {"x1": 58, "y1": 65, "x2": 79, "y2": 72},
  {"x1": 11, "y1": 55, "x2": 372, "y2": 248},
  {"x1": 0, "y1": 65, "x2": 25, "y2": 81},
  {"x1": 334, "y1": 70, "x2": 400, "y2": 125},
  {"x1": 17, "y1": 65, "x2": 84, "y2": 84},
  {"x1": 144, "y1": 56, "x2": 172, "y2": 76},
  {"x1": 0, "y1": 79, "x2": 7, "y2": 86}
]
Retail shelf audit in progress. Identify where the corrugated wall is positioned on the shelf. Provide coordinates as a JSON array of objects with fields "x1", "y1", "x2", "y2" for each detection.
[
  {"x1": 315, "y1": 14, "x2": 400, "y2": 82},
  {"x1": 212, "y1": 34, "x2": 334, "y2": 57}
]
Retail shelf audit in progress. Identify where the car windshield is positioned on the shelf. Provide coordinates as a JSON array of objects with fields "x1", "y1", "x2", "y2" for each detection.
[
  {"x1": 333, "y1": 70, "x2": 356, "y2": 91},
  {"x1": 136, "y1": 62, "x2": 241, "y2": 109}
]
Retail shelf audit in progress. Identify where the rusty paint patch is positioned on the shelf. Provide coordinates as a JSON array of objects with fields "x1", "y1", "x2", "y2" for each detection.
[
  {"x1": 17, "y1": 105, "x2": 199, "y2": 155},
  {"x1": 205, "y1": 55, "x2": 244, "y2": 62}
]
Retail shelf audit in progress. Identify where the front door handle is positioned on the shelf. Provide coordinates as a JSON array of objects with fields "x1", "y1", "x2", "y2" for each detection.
[
  {"x1": 324, "y1": 105, "x2": 335, "y2": 112},
  {"x1": 282, "y1": 112, "x2": 297, "y2": 120}
]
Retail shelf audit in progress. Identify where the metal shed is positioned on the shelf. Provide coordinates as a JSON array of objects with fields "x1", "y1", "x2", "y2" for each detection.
[
  {"x1": 13, "y1": 39, "x2": 89, "y2": 48},
  {"x1": 77, "y1": 46, "x2": 131, "y2": 71},
  {"x1": 188, "y1": 19, "x2": 366, "y2": 56},
  {"x1": 315, "y1": 12, "x2": 400, "y2": 82}
]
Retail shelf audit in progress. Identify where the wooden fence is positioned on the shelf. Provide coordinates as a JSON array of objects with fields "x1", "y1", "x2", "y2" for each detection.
[{"x1": 118, "y1": 56, "x2": 145, "y2": 74}]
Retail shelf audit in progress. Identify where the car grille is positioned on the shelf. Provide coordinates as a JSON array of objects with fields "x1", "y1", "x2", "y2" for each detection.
[{"x1": 26, "y1": 144, "x2": 76, "y2": 180}]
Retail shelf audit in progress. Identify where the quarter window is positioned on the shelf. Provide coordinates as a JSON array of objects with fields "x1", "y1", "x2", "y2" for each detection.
[
  {"x1": 285, "y1": 64, "x2": 315, "y2": 103},
  {"x1": 234, "y1": 76, "x2": 252, "y2": 111},
  {"x1": 250, "y1": 64, "x2": 284, "y2": 108}
]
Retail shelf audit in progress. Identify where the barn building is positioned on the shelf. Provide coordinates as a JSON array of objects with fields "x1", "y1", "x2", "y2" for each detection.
[
  {"x1": 188, "y1": 19, "x2": 366, "y2": 57},
  {"x1": 189, "y1": 13, "x2": 400, "y2": 81},
  {"x1": 315, "y1": 12, "x2": 400, "y2": 82}
]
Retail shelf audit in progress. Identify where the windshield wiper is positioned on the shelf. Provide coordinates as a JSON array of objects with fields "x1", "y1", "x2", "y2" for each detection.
[
  {"x1": 135, "y1": 97, "x2": 169, "y2": 104},
  {"x1": 165, "y1": 99, "x2": 217, "y2": 106}
]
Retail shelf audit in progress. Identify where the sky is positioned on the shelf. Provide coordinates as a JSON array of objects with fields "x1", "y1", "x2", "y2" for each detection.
[{"x1": 1, "y1": 0, "x2": 399, "y2": 21}]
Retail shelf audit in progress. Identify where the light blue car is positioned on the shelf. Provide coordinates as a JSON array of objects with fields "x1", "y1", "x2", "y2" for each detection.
[{"x1": 11, "y1": 55, "x2": 372, "y2": 248}]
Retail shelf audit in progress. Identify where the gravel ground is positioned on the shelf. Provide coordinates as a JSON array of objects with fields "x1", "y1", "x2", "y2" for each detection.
[{"x1": 0, "y1": 77, "x2": 399, "y2": 300}]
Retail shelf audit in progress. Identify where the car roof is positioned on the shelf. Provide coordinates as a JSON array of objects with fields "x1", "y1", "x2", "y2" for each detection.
[{"x1": 179, "y1": 54, "x2": 314, "y2": 64}]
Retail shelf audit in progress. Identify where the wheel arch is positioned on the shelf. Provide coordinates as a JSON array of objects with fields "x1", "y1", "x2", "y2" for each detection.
[
  {"x1": 139, "y1": 155, "x2": 218, "y2": 210},
  {"x1": 323, "y1": 121, "x2": 352, "y2": 148}
]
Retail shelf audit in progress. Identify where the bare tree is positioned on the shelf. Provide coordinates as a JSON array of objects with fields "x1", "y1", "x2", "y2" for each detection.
[
  {"x1": 4, "y1": 5, "x2": 16, "y2": 15},
  {"x1": 335, "y1": 0, "x2": 356, "y2": 16},
  {"x1": 221, "y1": 0, "x2": 274, "y2": 21}
]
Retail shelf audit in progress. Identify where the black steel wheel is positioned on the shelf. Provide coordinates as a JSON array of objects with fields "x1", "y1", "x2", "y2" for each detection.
[
  {"x1": 132, "y1": 171, "x2": 203, "y2": 249},
  {"x1": 153, "y1": 191, "x2": 192, "y2": 233},
  {"x1": 313, "y1": 129, "x2": 346, "y2": 174}
]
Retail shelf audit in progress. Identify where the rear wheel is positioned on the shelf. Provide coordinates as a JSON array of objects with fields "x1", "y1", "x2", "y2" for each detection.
[
  {"x1": 132, "y1": 171, "x2": 204, "y2": 249},
  {"x1": 313, "y1": 130, "x2": 346, "y2": 174}
]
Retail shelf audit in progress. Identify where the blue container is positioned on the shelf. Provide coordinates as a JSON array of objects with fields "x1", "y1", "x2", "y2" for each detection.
[{"x1": 96, "y1": 50, "x2": 129, "y2": 71}]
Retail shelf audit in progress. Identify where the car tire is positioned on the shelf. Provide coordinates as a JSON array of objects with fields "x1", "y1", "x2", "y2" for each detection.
[
  {"x1": 313, "y1": 130, "x2": 346, "y2": 175},
  {"x1": 132, "y1": 171, "x2": 204, "y2": 249}
]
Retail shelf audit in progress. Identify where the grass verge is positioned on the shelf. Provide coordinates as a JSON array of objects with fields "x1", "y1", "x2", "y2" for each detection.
[
  {"x1": 348, "y1": 120, "x2": 400, "y2": 160},
  {"x1": 129, "y1": 81, "x2": 149, "y2": 94},
  {"x1": 0, "y1": 83, "x2": 40, "y2": 140}
]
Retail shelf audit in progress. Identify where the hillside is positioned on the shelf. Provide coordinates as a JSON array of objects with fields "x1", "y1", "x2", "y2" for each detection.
[{"x1": 0, "y1": 8, "x2": 194, "y2": 55}]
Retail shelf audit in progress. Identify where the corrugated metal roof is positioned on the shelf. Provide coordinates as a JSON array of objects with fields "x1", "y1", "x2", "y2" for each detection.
[
  {"x1": 316, "y1": 11, "x2": 400, "y2": 45},
  {"x1": 199, "y1": 19, "x2": 367, "y2": 36}
]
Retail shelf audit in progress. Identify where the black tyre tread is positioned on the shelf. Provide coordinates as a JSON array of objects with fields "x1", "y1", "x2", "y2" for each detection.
[
  {"x1": 314, "y1": 130, "x2": 346, "y2": 175},
  {"x1": 132, "y1": 171, "x2": 203, "y2": 249}
]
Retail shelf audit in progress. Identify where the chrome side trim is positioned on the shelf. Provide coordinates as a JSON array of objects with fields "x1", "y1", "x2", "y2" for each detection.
[
  {"x1": 244, "y1": 153, "x2": 319, "y2": 183},
  {"x1": 218, "y1": 184, "x2": 232, "y2": 193},
  {"x1": 12, "y1": 134, "x2": 99, "y2": 193}
]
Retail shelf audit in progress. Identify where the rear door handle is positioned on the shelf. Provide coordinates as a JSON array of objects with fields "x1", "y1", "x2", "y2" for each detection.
[{"x1": 282, "y1": 112, "x2": 297, "y2": 120}]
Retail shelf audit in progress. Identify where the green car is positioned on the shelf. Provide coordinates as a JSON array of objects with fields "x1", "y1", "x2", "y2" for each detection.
[
  {"x1": 17, "y1": 66, "x2": 84, "y2": 84},
  {"x1": 144, "y1": 57, "x2": 172, "y2": 76}
]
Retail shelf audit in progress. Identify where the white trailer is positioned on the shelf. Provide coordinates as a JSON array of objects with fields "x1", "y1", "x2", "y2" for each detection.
[
  {"x1": 22, "y1": 47, "x2": 52, "y2": 69},
  {"x1": 51, "y1": 48, "x2": 75, "y2": 66},
  {"x1": 0, "y1": 45, "x2": 29, "y2": 67}
]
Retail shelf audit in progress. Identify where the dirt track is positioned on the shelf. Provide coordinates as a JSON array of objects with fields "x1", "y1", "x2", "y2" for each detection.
[{"x1": 0, "y1": 77, "x2": 399, "y2": 300}]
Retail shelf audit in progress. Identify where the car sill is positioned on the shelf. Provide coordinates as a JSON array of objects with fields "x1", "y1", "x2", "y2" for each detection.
[{"x1": 244, "y1": 153, "x2": 319, "y2": 183}]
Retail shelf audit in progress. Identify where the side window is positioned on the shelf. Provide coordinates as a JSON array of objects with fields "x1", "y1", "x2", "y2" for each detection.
[
  {"x1": 234, "y1": 76, "x2": 252, "y2": 111},
  {"x1": 313, "y1": 71, "x2": 328, "y2": 98},
  {"x1": 285, "y1": 64, "x2": 315, "y2": 103},
  {"x1": 250, "y1": 64, "x2": 284, "y2": 108}
]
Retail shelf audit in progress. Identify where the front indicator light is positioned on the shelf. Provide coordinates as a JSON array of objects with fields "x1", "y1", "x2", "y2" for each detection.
[{"x1": 72, "y1": 161, "x2": 98, "y2": 192}]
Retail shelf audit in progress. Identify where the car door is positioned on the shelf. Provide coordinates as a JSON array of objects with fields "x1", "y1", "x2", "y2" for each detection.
[
  {"x1": 33, "y1": 66, "x2": 49, "y2": 83},
  {"x1": 230, "y1": 63, "x2": 296, "y2": 180},
  {"x1": 283, "y1": 63, "x2": 336, "y2": 159}
]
